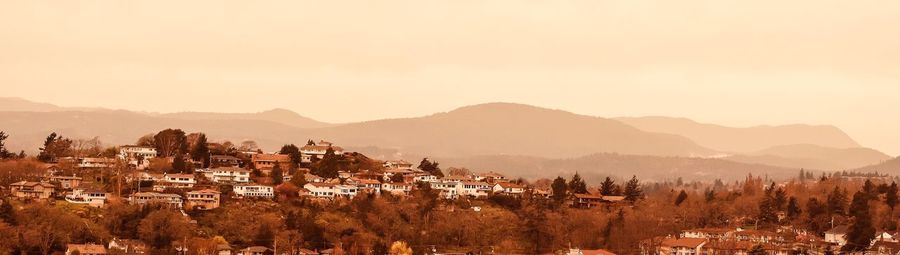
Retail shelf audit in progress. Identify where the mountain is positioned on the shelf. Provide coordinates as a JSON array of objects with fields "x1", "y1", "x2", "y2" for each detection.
[
  {"x1": 854, "y1": 156, "x2": 900, "y2": 174},
  {"x1": 434, "y1": 153, "x2": 801, "y2": 183},
  {"x1": 725, "y1": 144, "x2": 891, "y2": 171},
  {"x1": 312, "y1": 103, "x2": 717, "y2": 158},
  {"x1": 616, "y1": 116, "x2": 861, "y2": 153},
  {"x1": 159, "y1": 108, "x2": 333, "y2": 128},
  {"x1": 0, "y1": 97, "x2": 107, "y2": 112}
]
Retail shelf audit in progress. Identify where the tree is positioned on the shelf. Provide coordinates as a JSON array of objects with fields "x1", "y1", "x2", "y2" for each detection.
[
  {"x1": 136, "y1": 134, "x2": 156, "y2": 147},
  {"x1": 279, "y1": 144, "x2": 302, "y2": 165},
  {"x1": 551, "y1": 177, "x2": 568, "y2": 204},
  {"x1": 271, "y1": 163, "x2": 284, "y2": 185},
  {"x1": 191, "y1": 133, "x2": 210, "y2": 168},
  {"x1": 37, "y1": 132, "x2": 72, "y2": 162},
  {"x1": 786, "y1": 197, "x2": 802, "y2": 221},
  {"x1": 704, "y1": 189, "x2": 716, "y2": 203},
  {"x1": 153, "y1": 129, "x2": 188, "y2": 157},
  {"x1": 0, "y1": 198, "x2": 14, "y2": 224},
  {"x1": 674, "y1": 190, "x2": 688, "y2": 206},
  {"x1": 758, "y1": 184, "x2": 778, "y2": 225},
  {"x1": 887, "y1": 182, "x2": 899, "y2": 211},
  {"x1": 390, "y1": 173, "x2": 405, "y2": 183},
  {"x1": 600, "y1": 177, "x2": 617, "y2": 196},
  {"x1": 567, "y1": 173, "x2": 588, "y2": 194},
  {"x1": 417, "y1": 158, "x2": 443, "y2": 178},
  {"x1": 313, "y1": 147, "x2": 340, "y2": 179},
  {"x1": 623, "y1": 175, "x2": 643, "y2": 202},
  {"x1": 826, "y1": 187, "x2": 847, "y2": 216},
  {"x1": 290, "y1": 170, "x2": 307, "y2": 187},
  {"x1": 843, "y1": 191, "x2": 875, "y2": 252},
  {"x1": 171, "y1": 154, "x2": 189, "y2": 173},
  {"x1": 239, "y1": 140, "x2": 258, "y2": 152},
  {"x1": 748, "y1": 244, "x2": 766, "y2": 255},
  {"x1": 774, "y1": 187, "x2": 787, "y2": 210},
  {"x1": 0, "y1": 131, "x2": 12, "y2": 159},
  {"x1": 139, "y1": 209, "x2": 192, "y2": 251}
]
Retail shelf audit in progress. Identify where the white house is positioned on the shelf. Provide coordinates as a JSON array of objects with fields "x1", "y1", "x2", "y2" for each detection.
[
  {"x1": 492, "y1": 182, "x2": 526, "y2": 195},
  {"x1": 347, "y1": 178, "x2": 382, "y2": 193},
  {"x1": 233, "y1": 184, "x2": 274, "y2": 198},
  {"x1": 65, "y1": 187, "x2": 108, "y2": 208},
  {"x1": 130, "y1": 192, "x2": 183, "y2": 208},
  {"x1": 381, "y1": 182, "x2": 413, "y2": 196},
  {"x1": 430, "y1": 181, "x2": 461, "y2": 199},
  {"x1": 118, "y1": 146, "x2": 157, "y2": 169},
  {"x1": 78, "y1": 157, "x2": 117, "y2": 169},
  {"x1": 303, "y1": 183, "x2": 358, "y2": 199},
  {"x1": 185, "y1": 189, "x2": 221, "y2": 210},
  {"x1": 300, "y1": 140, "x2": 344, "y2": 163},
  {"x1": 460, "y1": 181, "x2": 492, "y2": 198},
  {"x1": 202, "y1": 167, "x2": 251, "y2": 184},
  {"x1": 153, "y1": 173, "x2": 196, "y2": 191},
  {"x1": 825, "y1": 225, "x2": 848, "y2": 246}
]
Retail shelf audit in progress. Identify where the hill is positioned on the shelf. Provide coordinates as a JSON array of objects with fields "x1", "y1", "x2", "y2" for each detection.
[
  {"x1": 725, "y1": 144, "x2": 891, "y2": 171},
  {"x1": 159, "y1": 108, "x2": 333, "y2": 128},
  {"x1": 616, "y1": 116, "x2": 861, "y2": 153},
  {"x1": 854, "y1": 156, "x2": 900, "y2": 174}
]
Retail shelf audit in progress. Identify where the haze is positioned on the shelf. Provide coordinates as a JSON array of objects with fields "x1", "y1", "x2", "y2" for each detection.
[{"x1": 2, "y1": 1, "x2": 899, "y2": 155}]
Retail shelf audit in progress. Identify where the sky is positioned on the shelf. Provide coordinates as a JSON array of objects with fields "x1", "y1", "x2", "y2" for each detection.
[{"x1": 2, "y1": 1, "x2": 900, "y2": 155}]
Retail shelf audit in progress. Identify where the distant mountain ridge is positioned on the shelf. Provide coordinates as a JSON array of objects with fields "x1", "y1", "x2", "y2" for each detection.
[
  {"x1": 616, "y1": 116, "x2": 861, "y2": 153},
  {"x1": 159, "y1": 109, "x2": 334, "y2": 128},
  {"x1": 726, "y1": 144, "x2": 891, "y2": 171}
]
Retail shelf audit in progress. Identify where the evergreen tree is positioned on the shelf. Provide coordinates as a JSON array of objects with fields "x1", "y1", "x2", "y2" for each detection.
[
  {"x1": 290, "y1": 170, "x2": 307, "y2": 188},
  {"x1": 190, "y1": 133, "x2": 210, "y2": 168},
  {"x1": 863, "y1": 179, "x2": 877, "y2": 200},
  {"x1": 826, "y1": 187, "x2": 847, "y2": 216},
  {"x1": 567, "y1": 173, "x2": 588, "y2": 194},
  {"x1": 314, "y1": 147, "x2": 340, "y2": 178},
  {"x1": 37, "y1": 132, "x2": 72, "y2": 162},
  {"x1": 674, "y1": 190, "x2": 688, "y2": 206},
  {"x1": 0, "y1": 131, "x2": 11, "y2": 159},
  {"x1": 417, "y1": 158, "x2": 443, "y2": 178},
  {"x1": 704, "y1": 189, "x2": 716, "y2": 203},
  {"x1": 600, "y1": 177, "x2": 617, "y2": 196},
  {"x1": 0, "y1": 198, "x2": 14, "y2": 224},
  {"x1": 843, "y1": 191, "x2": 876, "y2": 252},
  {"x1": 279, "y1": 144, "x2": 302, "y2": 165},
  {"x1": 271, "y1": 162, "x2": 283, "y2": 185},
  {"x1": 758, "y1": 184, "x2": 778, "y2": 225},
  {"x1": 171, "y1": 154, "x2": 189, "y2": 173},
  {"x1": 887, "y1": 182, "x2": 898, "y2": 211},
  {"x1": 774, "y1": 187, "x2": 787, "y2": 210},
  {"x1": 551, "y1": 176, "x2": 568, "y2": 204},
  {"x1": 786, "y1": 197, "x2": 801, "y2": 221},
  {"x1": 623, "y1": 175, "x2": 643, "y2": 202}
]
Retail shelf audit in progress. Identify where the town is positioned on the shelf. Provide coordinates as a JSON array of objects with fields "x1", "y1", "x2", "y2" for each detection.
[{"x1": 0, "y1": 129, "x2": 899, "y2": 255}]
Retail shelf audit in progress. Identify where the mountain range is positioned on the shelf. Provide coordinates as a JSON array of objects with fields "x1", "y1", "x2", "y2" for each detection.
[{"x1": 1, "y1": 97, "x2": 894, "y2": 180}]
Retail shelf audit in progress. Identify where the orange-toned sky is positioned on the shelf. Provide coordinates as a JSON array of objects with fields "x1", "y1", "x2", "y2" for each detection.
[{"x1": 2, "y1": 1, "x2": 900, "y2": 155}]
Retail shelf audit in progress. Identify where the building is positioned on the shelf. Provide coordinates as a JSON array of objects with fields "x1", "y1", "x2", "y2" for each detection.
[
  {"x1": 657, "y1": 238, "x2": 706, "y2": 255},
  {"x1": 303, "y1": 183, "x2": 359, "y2": 199},
  {"x1": 825, "y1": 225, "x2": 848, "y2": 246},
  {"x1": 108, "y1": 238, "x2": 148, "y2": 254},
  {"x1": 238, "y1": 246, "x2": 273, "y2": 255},
  {"x1": 49, "y1": 175, "x2": 83, "y2": 189},
  {"x1": 185, "y1": 189, "x2": 221, "y2": 210},
  {"x1": 300, "y1": 140, "x2": 344, "y2": 163},
  {"x1": 382, "y1": 182, "x2": 413, "y2": 196},
  {"x1": 459, "y1": 181, "x2": 492, "y2": 198},
  {"x1": 78, "y1": 157, "x2": 117, "y2": 169},
  {"x1": 563, "y1": 248, "x2": 617, "y2": 255},
  {"x1": 202, "y1": 167, "x2": 251, "y2": 184},
  {"x1": 492, "y1": 182, "x2": 526, "y2": 195},
  {"x1": 64, "y1": 187, "x2": 108, "y2": 208},
  {"x1": 383, "y1": 160, "x2": 414, "y2": 170},
  {"x1": 152, "y1": 173, "x2": 197, "y2": 191},
  {"x1": 430, "y1": 181, "x2": 462, "y2": 199},
  {"x1": 473, "y1": 171, "x2": 508, "y2": 183},
  {"x1": 129, "y1": 192, "x2": 183, "y2": 208},
  {"x1": 67, "y1": 244, "x2": 108, "y2": 255},
  {"x1": 233, "y1": 184, "x2": 274, "y2": 198},
  {"x1": 681, "y1": 228, "x2": 734, "y2": 240},
  {"x1": 250, "y1": 154, "x2": 293, "y2": 175},
  {"x1": 347, "y1": 178, "x2": 382, "y2": 193},
  {"x1": 210, "y1": 155, "x2": 242, "y2": 167},
  {"x1": 118, "y1": 146, "x2": 157, "y2": 169},
  {"x1": 9, "y1": 181, "x2": 56, "y2": 199}
]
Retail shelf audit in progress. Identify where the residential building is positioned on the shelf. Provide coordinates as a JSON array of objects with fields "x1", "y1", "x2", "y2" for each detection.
[
  {"x1": 118, "y1": 146, "x2": 157, "y2": 169},
  {"x1": 382, "y1": 182, "x2": 413, "y2": 195},
  {"x1": 303, "y1": 183, "x2": 358, "y2": 199},
  {"x1": 233, "y1": 184, "x2": 274, "y2": 198},
  {"x1": 459, "y1": 181, "x2": 492, "y2": 198},
  {"x1": 108, "y1": 238, "x2": 147, "y2": 255},
  {"x1": 210, "y1": 155, "x2": 242, "y2": 167},
  {"x1": 129, "y1": 192, "x2": 183, "y2": 208},
  {"x1": 473, "y1": 171, "x2": 508, "y2": 183},
  {"x1": 825, "y1": 225, "x2": 848, "y2": 246},
  {"x1": 657, "y1": 238, "x2": 706, "y2": 255},
  {"x1": 251, "y1": 154, "x2": 292, "y2": 175},
  {"x1": 152, "y1": 173, "x2": 197, "y2": 191},
  {"x1": 238, "y1": 246, "x2": 273, "y2": 255},
  {"x1": 300, "y1": 140, "x2": 344, "y2": 163},
  {"x1": 49, "y1": 175, "x2": 83, "y2": 189},
  {"x1": 383, "y1": 160, "x2": 414, "y2": 170},
  {"x1": 78, "y1": 157, "x2": 117, "y2": 169},
  {"x1": 67, "y1": 244, "x2": 108, "y2": 255},
  {"x1": 9, "y1": 181, "x2": 56, "y2": 199},
  {"x1": 185, "y1": 189, "x2": 221, "y2": 210},
  {"x1": 492, "y1": 182, "x2": 526, "y2": 195},
  {"x1": 681, "y1": 228, "x2": 734, "y2": 240},
  {"x1": 203, "y1": 167, "x2": 251, "y2": 184},
  {"x1": 348, "y1": 178, "x2": 382, "y2": 193},
  {"x1": 64, "y1": 187, "x2": 108, "y2": 208},
  {"x1": 430, "y1": 181, "x2": 462, "y2": 199}
]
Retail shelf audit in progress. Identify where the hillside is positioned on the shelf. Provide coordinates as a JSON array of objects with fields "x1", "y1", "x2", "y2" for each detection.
[
  {"x1": 435, "y1": 153, "x2": 802, "y2": 183},
  {"x1": 725, "y1": 144, "x2": 891, "y2": 170},
  {"x1": 855, "y1": 156, "x2": 900, "y2": 174},
  {"x1": 159, "y1": 108, "x2": 333, "y2": 128},
  {"x1": 616, "y1": 116, "x2": 861, "y2": 153}
]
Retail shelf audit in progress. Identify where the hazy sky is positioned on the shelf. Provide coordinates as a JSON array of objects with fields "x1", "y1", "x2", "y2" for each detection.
[{"x1": 2, "y1": 1, "x2": 900, "y2": 155}]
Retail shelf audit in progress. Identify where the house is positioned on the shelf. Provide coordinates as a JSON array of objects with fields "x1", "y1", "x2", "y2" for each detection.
[
  {"x1": 304, "y1": 173, "x2": 326, "y2": 183},
  {"x1": 681, "y1": 228, "x2": 734, "y2": 240},
  {"x1": 875, "y1": 231, "x2": 898, "y2": 243},
  {"x1": 300, "y1": 141, "x2": 344, "y2": 163},
  {"x1": 571, "y1": 194, "x2": 605, "y2": 208},
  {"x1": 303, "y1": 183, "x2": 358, "y2": 199},
  {"x1": 233, "y1": 184, "x2": 274, "y2": 198},
  {"x1": 78, "y1": 157, "x2": 117, "y2": 169},
  {"x1": 825, "y1": 225, "x2": 848, "y2": 246},
  {"x1": 65, "y1": 187, "x2": 108, "y2": 208},
  {"x1": 563, "y1": 248, "x2": 617, "y2": 255},
  {"x1": 210, "y1": 155, "x2": 242, "y2": 168},
  {"x1": 383, "y1": 160, "x2": 414, "y2": 170},
  {"x1": 251, "y1": 154, "x2": 293, "y2": 175},
  {"x1": 459, "y1": 181, "x2": 492, "y2": 198},
  {"x1": 412, "y1": 173, "x2": 438, "y2": 183},
  {"x1": 297, "y1": 248, "x2": 319, "y2": 255},
  {"x1": 216, "y1": 244, "x2": 234, "y2": 255},
  {"x1": 430, "y1": 181, "x2": 462, "y2": 199},
  {"x1": 108, "y1": 238, "x2": 147, "y2": 254},
  {"x1": 185, "y1": 189, "x2": 221, "y2": 210},
  {"x1": 382, "y1": 182, "x2": 413, "y2": 195},
  {"x1": 129, "y1": 192, "x2": 183, "y2": 208},
  {"x1": 473, "y1": 171, "x2": 508, "y2": 183},
  {"x1": 657, "y1": 238, "x2": 706, "y2": 255},
  {"x1": 732, "y1": 230, "x2": 783, "y2": 244},
  {"x1": 203, "y1": 167, "x2": 251, "y2": 184},
  {"x1": 67, "y1": 244, "x2": 108, "y2": 255},
  {"x1": 118, "y1": 146, "x2": 157, "y2": 169},
  {"x1": 492, "y1": 182, "x2": 526, "y2": 195},
  {"x1": 348, "y1": 178, "x2": 382, "y2": 193},
  {"x1": 9, "y1": 181, "x2": 56, "y2": 199},
  {"x1": 153, "y1": 173, "x2": 197, "y2": 191},
  {"x1": 49, "y1": 175, "x2": 83, "y2": 189},
  {"x1": 872, "y1": 241, "x2": 900, "y2": 255},
  {"x1": 238, "y1": 246, "x2": 273, "y2": 255}
]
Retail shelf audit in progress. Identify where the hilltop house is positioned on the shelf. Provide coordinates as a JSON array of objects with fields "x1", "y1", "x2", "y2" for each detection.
[
  {"x1": 383, "y1": 160, "x2": 414, "y2": 170},
  {"x1": 473, "y1": 171, "x2": 508, "y2": 183},
  {"x1": 657, "y1": 238, "x2": 706, "y2": 255},
  {"x1": 210, "y1": 155, "x2": 242, "y2": 168},
  {"x1": 118, "y1": 146, "x2": 157, "y2": 169},
  {"x1": 382, "y1": 182, "x2": 413, "y2": 196},
  {"x1": 152, "y1": 173, "x2": 197, "y2": 191},
  {"x1": 300, "y1": 140, "x2": 344, "y2": 163},
  {"x1": 460, "y1": 181, "x2": 492, "y2": 198},
  {"x1": 185, "y1": 189, "x2": 221, "y2": 210},
  {"x1": 129, "y1": 192, "x2": 183, "y2": 208},
  {"x1": 66, "y1": 244, "x2": 108, "y2": 255},
  {"x1": 303, "y1": 183, "x2": 359, "y2": 199},
  {"x1": 233, "y1": 184, "x2": 274, "y2": 198},
  {"x1": 49, "y1": 175, "x2": 83, "y2": 189},
  {"x1": 250, "y1": 154, "x2": 292, "y2": 175},
  {"x1": 65, "y1": 187, "x2": 108, "y2": 208},
  {"x1": 825, "y1": 225, "x2": 849, "y2": 246},
  {"x1": 9, "y1": 181, "x2": 56, "y2": 200},
  {"x1": 77, "y1": 157, "x2": 117, "y2": 169},
  {"x1": 492, "y1": 182, "x2": 526, "y2": 195},
  {"x1": 201, "y1": 167, "x2": 251, "y2": 184}
]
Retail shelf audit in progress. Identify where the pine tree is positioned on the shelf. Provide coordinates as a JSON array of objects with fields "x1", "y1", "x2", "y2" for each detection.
[
  {"x1": 704, "y1": 189, "x2": 716, "y2": 203},
  {"x1": 568, "y1": 173, "x2": 588, "y2": 194},
  {"x1": 0, "y1": 131, "x2": 11, "y2": 159},
  {"x1": 674, "y1": 190, "x2": 688, "y2": 206},
  {"x1": 600, "y1": 177, "x2": 616, "y2": 196},
  {"x1": 279, "y1": 144, "x2": 302, "y2": 165},
  {"x1": 758, "y1": 184, "x2": 778, "y2": 225},
  {"x1": 417, "y1": 158, "x2": 443, "y2": 178},
  {"x1": 190, "y1": 133, "x2": 210, "y2": 168},
  {"x1": 843, "y1": 191, "x2": 875, "y2": 252},
  {"x1": 886, "y1": 182, "x2": 898, "y2": 211},
  {"x1": 786, "y1": 197, "x2": 801, "y2": 220},
  {"x1": 774, "y1": 187, "x2": 787, "y2": 210},
  {"x1": 623, "y1": 175, "x2": 643, "y2": 202},
  {"x1": 551, "y1": 177, "x2": 568, "y2": 204},
  {"x1": 826, "y1": 187, "x2": 847, "y2": 216},
  {"x1": 271, "y1": 162, "x2": 283, "y2": 185},
  {"x1": 863, "y1": 179, "x2": 877, "y2": 200},
  {"x1": 172, "y1": 154, "x2": 189, "y2": 173},
  {"x1": 290, "y1": 170, "x2": 307, "y2": 188},
  {"x1": 0, "y1": 198, "x2": 15, "y2": 224}
]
